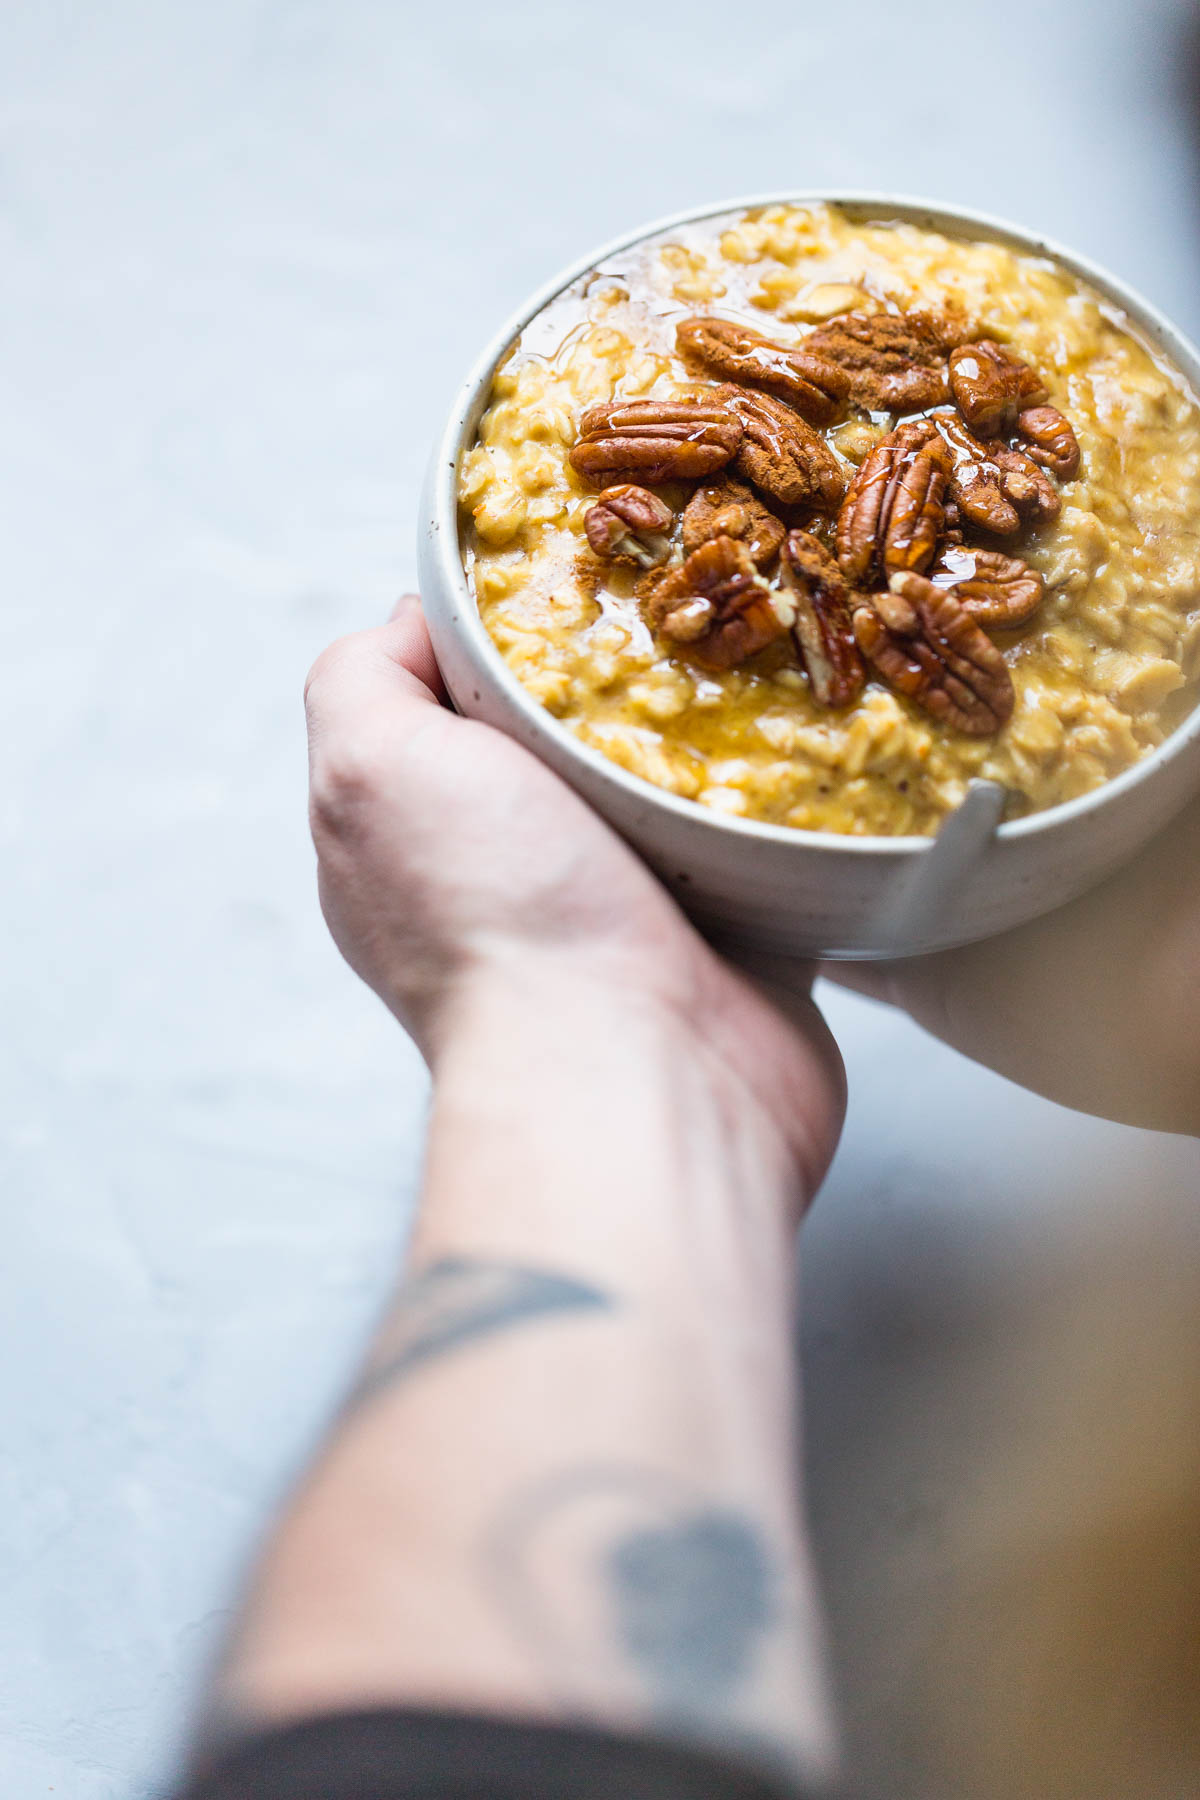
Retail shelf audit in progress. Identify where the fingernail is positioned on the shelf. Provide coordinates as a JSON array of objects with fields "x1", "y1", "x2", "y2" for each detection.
[{"x1": 389, "y1": 592, "x2": 421, "y2": 622}]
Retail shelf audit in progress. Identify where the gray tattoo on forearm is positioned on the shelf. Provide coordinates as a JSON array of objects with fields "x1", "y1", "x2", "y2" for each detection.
[
  {"x1": 608, "y1": 1507, "x2": 773, "y2": 1714},
  {"x1": 350, "y1": 1257, "x2": 612, "y2": 1410},
  {"x1": 482, "y1": 1466, "x2": 777, "y2": 1733}
]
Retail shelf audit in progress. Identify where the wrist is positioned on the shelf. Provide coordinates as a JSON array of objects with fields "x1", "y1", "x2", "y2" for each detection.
[
  {"x1": 417, "y1": 919, "x2": 696, "y2": 1062},
  {"x1": 413, "y1": 936, "x2": 836, "y2": 1283}
]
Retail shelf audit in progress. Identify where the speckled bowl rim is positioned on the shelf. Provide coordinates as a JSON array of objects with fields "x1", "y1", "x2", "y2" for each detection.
[{"x1": 427, "y1": 190, "x2": 1200, "y2": 857}]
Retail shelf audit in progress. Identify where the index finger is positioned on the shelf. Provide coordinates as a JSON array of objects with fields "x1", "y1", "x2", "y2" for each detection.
[{"x1": 304, "y1": 597, "x2": 448, "y2": 739}]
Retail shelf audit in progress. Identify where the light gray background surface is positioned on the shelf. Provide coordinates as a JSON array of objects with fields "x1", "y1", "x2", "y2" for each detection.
[{"x1": 4, "y1": 3, "x2": 1200, "y2": 1796}]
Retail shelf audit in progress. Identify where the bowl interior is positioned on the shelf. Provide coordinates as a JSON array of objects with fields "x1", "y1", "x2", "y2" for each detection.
[{"x1": 430, "y1": 191, "x2": 1200, "y2": 859}]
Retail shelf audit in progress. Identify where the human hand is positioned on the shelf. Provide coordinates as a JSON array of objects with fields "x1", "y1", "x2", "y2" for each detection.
[
  {"x1": 821, "y1": 798, "x2": 1200, "y2": 1135},
  {"x1": 303, "y1": 597, "x2": 846, "y2": 1201}
]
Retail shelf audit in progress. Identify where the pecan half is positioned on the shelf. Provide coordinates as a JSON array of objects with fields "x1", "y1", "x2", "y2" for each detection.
[
  {"x1": 645, "y1": 535, "x2": 786, "y2": 669},
  {"x1": 927, "y1": 412, "x2": 1020, "y2": 535},
  {"x1": 569, "y1": 398, "x2": 742, "y2": 485},
  {"x1": 676, "y1": 316, "x2": 850, "y2": 426},
  {"x1": 948, "y1": 339, "x2": 1048, "y2": 434},
  {"x1": 584, "y1": 484, "x2": 674, "y2": 566},
  {"x1": 1015, "y1": 404, "x2": 1081, "y2": 479},
  {"x1": 803, "y1": 309, "x2": 969, "y2": 413},
  {"x1": 779, "y1": 530, "x2": 866, "y2": 707},
  {"x1": 853, "y1": 573, "x2": 1015, "y2": 735},
  {"x1": 989, "y1": 443, "x2": 1061, "y2": 528},
  {"x1": 930, "y1": 545, "x2": 1046, "y2": 628},
  {"x1": 835, "y1": 421, "x2": 951, "y2": 585},
  {"x1": 719, "y1": 385, "x2": 846, "y2": 510},
  {"x1": 681, "y1": 474, "x2": 786, "y2": 568}
]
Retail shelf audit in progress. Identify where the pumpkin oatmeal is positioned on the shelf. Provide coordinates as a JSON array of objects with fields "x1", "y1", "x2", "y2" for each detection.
[{"x1": 458, "y1": 203, "x2": 1200, "y2": 835}]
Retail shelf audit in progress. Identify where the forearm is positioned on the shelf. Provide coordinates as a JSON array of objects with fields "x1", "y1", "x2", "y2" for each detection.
[
  {"x1": 831, "y1": 791, "x2": 1200, "y2": 1136},
  {"x1": 207, "y1": 950, "x2": 836, "y2": 1786}
]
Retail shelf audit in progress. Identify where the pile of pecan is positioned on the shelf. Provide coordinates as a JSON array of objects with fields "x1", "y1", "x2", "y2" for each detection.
[{"x1": 568, "y1": 310, "x2": 1081, "y2": 737}]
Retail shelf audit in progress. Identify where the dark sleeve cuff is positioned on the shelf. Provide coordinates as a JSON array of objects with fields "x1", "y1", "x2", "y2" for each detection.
[{"x1": 175, "y1": 1707, "x2": 829, "y2": 1800}]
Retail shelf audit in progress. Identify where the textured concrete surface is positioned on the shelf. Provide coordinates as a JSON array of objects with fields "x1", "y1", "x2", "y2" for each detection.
[{"x1": 4, "y1": 2, "x2": 1200, "y2": 1795}]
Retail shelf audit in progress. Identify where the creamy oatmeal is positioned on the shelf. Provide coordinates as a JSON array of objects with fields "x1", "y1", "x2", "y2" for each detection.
[{"x1": 458, "y1": 203, "x2": 1200, "y2": 835}]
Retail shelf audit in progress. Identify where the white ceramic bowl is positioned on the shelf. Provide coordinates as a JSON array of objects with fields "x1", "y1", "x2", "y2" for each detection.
[{"x1": 418, "y1": 193, "x2": 1200, "y2": 959}]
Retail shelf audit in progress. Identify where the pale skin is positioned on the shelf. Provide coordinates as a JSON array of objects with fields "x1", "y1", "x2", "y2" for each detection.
[
  {"x1": 198, "y1": 594, "x2": 1198, "y2": 1791},
  {"x1": 826, "y1": 802, "x2": 1200, "y2": 1134},
  {"x1": 203, "y1": 597, "x2": 846, "y2": 1790}
]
